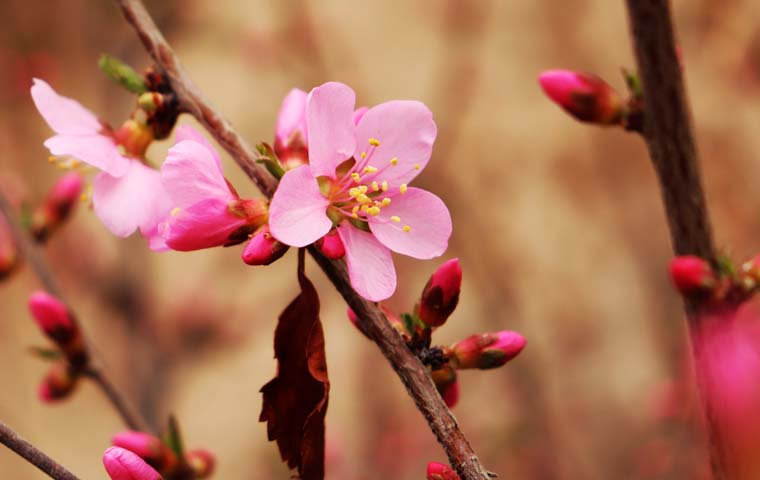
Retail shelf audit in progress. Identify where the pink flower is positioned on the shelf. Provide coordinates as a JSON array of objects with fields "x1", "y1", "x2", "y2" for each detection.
[
  {"x1": 158, "y1": 125, "x2": 268, "y2": 251},
  {"x1": 103, "y1": 447, "x2": 162, "y2": 480},
  {"x1": 269, "y1": 82, "x2": 452, "y2": 301},
  {"x1": 31, "y1": 78, "x2": 171, "y2": 240}
]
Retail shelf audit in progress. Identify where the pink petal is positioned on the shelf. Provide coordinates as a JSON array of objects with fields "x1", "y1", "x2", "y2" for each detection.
[
  {"x1": 307, "y1": 82, "x2": 357, "y2": 178},
  {"x1": 337, "y1": 223, "x2": 396, "y2": 301},
  {"x1": 44, "y1": 134, "x2": 129, "y2": 177},
  {"x1": 174, "y1": 125, "x2": 222, "y2": 170},
  {"x1": 162, "y1": 198, "x2": 248, "y2": 251},
  {"x1": 353, "y1": 106, "x2": 368, "y2": 125},
  {"x1": 276, "y1": 88, "x2": 308, "y2": 144},
  {"x1": 269, "y1": 165, "x2": 332, "y2": 247},
  {"x1": 145, "y1": 225, "x2": 169, "y2": 252},
  {"x1": 103, "y1": 447, "x2": 162, "y2": 480},
  {"x1": 354, "y1": 100, "x2": 436, "y2": 186},
  {"x1": 92, "y1": 162, "x2": 172, "y2": 238},
  {"x1": 161, "y1": 139, "x2": 232, "y2": 208},
  {"x1": 370, "y1": 187, "x2": 451, "y2": 259},
  {"x1": 31, "y1": 78, "x2": 102, "y2": 135}
]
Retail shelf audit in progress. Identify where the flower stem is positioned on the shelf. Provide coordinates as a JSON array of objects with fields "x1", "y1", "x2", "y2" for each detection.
[{"x1": 0, "y1": 420, "x2": 80, "y2": 480}]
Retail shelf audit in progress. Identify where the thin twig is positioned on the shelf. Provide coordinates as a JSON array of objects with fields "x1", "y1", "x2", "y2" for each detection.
[
  {"x1": 0, "y1": 190, "x2": 154, "y2": 435},
  {"x1": 624, "y1": 1, "x2": 727, "y2": 478},
  {"x1": 0, "y1": 420, "x2": 80, "y2": 480},
  {"x1": 114, "y1": 0, "x2": 492, "y2": 477}
]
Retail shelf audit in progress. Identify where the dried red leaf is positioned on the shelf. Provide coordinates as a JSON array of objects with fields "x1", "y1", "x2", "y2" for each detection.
[{"x1": 260, "y1": 257, "x2": 329, "y2": 480}]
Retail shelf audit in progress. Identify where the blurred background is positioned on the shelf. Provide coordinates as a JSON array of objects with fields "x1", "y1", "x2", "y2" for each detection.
[{"x1": 2, "y1": 0, "x2": 760, "y2": 478}]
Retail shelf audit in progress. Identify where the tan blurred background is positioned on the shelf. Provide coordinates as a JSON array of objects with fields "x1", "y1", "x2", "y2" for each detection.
[{"x1": 2, "y1": 0, "x2": 760, "y2": 478}]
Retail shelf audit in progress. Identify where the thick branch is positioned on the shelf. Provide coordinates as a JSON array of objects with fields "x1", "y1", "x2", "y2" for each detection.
[
  {"x1": 624, "y1": 1, "x2": 727, "y2": 478},
  {"x1": 0, "y1": 421, "x2": 80, "y2": 480},
  {"x1": 115, "y1": 0, "x2": 491, "y2": 477}
]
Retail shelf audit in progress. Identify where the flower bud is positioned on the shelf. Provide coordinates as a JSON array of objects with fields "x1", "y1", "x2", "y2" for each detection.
[
  {"x1": 0, "y1": 216, "x2": 18, "y2": 281},
  {"x1": 31, "y1": 172, "x2": 83, "y2": 241},
  {"x1": 427, "y1": 462, "x2": 461, "y2": 480},
  {"x1": 185, "y1": 449, "x2": 215, "y2": 479},
  {"x1": 38, "y1": 362, "x2": 77, "y2": 403},
  {"x1": 28, "y1": 291, "x2": 87, "y2": 366},
  {"x1": 669, "y1": 255, "x2": 716, "y2": 296},
  {"x1": 417, "y1": 258, "x2": 462, "y2": 328},
  {"x1": 274, "y1": 88, "x2": 308, "y2": 170},
  {"x1": 538, "y1": 70, "x2": 624, "y2": 125},
  {"x1": 316, "y1": 229, "x2": 345, "y2": 259},
  {"x1": 451, "y1": 331, "x2": 526, "y2": 370},
  {"x1": 431, "y1": 365, "x2": 459, "y2": 408},
  {"x1": 112, "y1": 431, "x2": 176, "y2": 472},
  {"x1": 113, "y1": 119, "x2": 154, "y2": 157},
  {"x1": 242, "y1": 225, "x2": 289, "y2": 265},
  {"x1": 103, "y1": 447, "x2": 162, "y2": 480}
]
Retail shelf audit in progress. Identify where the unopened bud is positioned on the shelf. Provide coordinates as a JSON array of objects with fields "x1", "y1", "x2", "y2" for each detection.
[
  {"x1": 31, "y1": 172, "x2": 83, "y2": 241},
  {"x1": 28, "y1": 291, "x2": 88, "y2": 366},
  {"x1": 38, "y1": 362, "x2": 77, "y2": 403},
  {"x1": 185, "y1": 449, "x2": 215, "y2": 479},
  {"x1": 137, "y1": 92, "x2": 167, "y2": 115},
  {"x1": 668, "y1": 256, "x2": 716, "y2": 295},
  {"x1": 431, "y1": 365, "x2": 459, "y2": 408},
  {"x1": 242, "y1": 225, "x2": 289, "y2": 265},
  {"x1": 417, "y1": 258, "x2": 462, "y2": 328},
  {"x1": 316, "y1": 229, "x2": 345, "y2": 259},
  {"x1": 451, "y1": 331, "x2": 526, "y2": 370},
  {"x1": 274, "y1": 88, "x2": 308, "y2": 170},
  {"x1": 114, "y1": 119, "x2": 154, "y2": 157},
  {"x1": 538, "y1": 70, "x2": 624, "y2": 125},
  {"x1": 103, "y1": 447, "x2": 162, "y2": 480},
  {"x1": 112, "y1": 431, "x2": 176, "y2": 472},
  {"x1": 0, "y1": 217, "x2": 18, "y2": 281},
  {"x1": 427, "y1": 462, "x2": 461, "y2": 480}
]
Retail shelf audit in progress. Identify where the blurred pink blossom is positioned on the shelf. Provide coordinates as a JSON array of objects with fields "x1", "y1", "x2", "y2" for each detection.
[{"x1": 103, "y1": 447, "x2": 162, "y2": 480}]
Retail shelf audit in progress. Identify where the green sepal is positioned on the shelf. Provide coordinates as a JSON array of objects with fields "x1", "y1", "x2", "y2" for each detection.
[
  {"x1": 255, "y1": 142, "x2": 285, "y2": 180},
  {"x1": 163, "y1": 414, "x2": 185, "y2": 458},
  {"x1": 347, "y1": 216, "x2": 371, "y2": 232},
  {"x1": 98, "y1": 55, "x2": 147, "y2": 94},
  {"x1": 716, "y1": 253, "x2": 736, "y2": 278},
  {"x1": 621, "y1": 67, "x2": 643, "y2": 100},
  {"x1": 28, "y1": 346, "x2": 62, "y2": 361}
]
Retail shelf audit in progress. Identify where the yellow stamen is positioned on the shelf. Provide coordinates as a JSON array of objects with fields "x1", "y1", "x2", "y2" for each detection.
[
  {"x1": 414, "y1": 163, "x2": 420, "y2": 170},
  {"x1": 361, "y1": 151, "x2": 367, "y2": 159},
  {"x1": 369, "y1": 138, "x2": 381, "y2": 146},
  {"x1": 403, "y1": 225, "x2": 411, "y2": 232},
  {"x1": 80, "y1": 193, "x2": 89, "y2": 203},
  {"x1": 349, "y1": 187, "x2": 361, "y2": 197},
  {"x1": 371, "y1": 181, "x2": 379, "y2": 191},
  {"x1": 390, "y1": 157, "x2": 398, "y2": 166},
  {"x1": 381, "y1": 181, "x2": 388, "y2": 192},
  {"x1": 48, "y1": 156, "x2": 56, "y2": 164},
  {"x1": 352, "y1": 206, "x2": 359, "y2": 215},
  {"x1": 368, "y1": 206, "x2": 381, "y2": 216},
  {"x1": 400, "y1": 184, "x2": 408, "y2": 194},
  {"x1": 381, "y1": 198, "x2": 392, "y2": 207},
  {"x1": 358, "y1": 185, "x2": 368, "y2": 194},
  {"x1": 360, "y1": 204, "x2": 370, "y2": 213},
  {"x1": 390, "y1": 215, "x2": 401, "y2": 223},
  {"x1": 171, "y1": 207, "x2": 182, "y2": 216},
  {"x1": 363, "y1": 166, "x2": 378, "y2": 174},
  {"x1": 351, "y1": 172, "x2": 361, "y2": 182},
  {"x1": 352, "y1": 213, "x2": 358, "y2": 218},
  {"x1": 357, "y1": 194, "x2": 371, "y2": 204}
]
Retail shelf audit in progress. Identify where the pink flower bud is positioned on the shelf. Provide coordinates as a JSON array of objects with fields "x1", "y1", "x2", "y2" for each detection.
[
  {"x1": 427, "y1": 461, "x2": 461, "y2": 480},
  {"x1": 538, "y1": 70, "x2": 624, "y2": 125},
  {"x1": 28, "y1": 291, "x2": 76, "y2": 342},
  {"x1": 38, "y1": 362, "x2": 77, "y2": 403},
  {"x1": 113, "y1": 119, "x2": 154, "y2": 157},
  {"x1": 0, "y1": 216, "x2": 18, "y2": 281},
  {"x1": 103, "y1": 447, "x2": 162, "y2": 480},
  {"x1": 241, "y1": 225, "x2": 289, "y2": 265},
  {"x1": 417, "y1": 258, "x2": 462, "y2": 328},
  {"x1": 669, "y1": 255, "x2": 716, "y2": 295},
  {"x1": 274, "y1": 88, "x2": 308, "y2": 170},
  {"x1": 111, "y1": 431, "x2": 167, "y2": 465},
  {"x1": 316, "y1": 229, "x2": 345, "y2": 259},
  {"x1": 431, "y1": 365, "x2": 459, "y2": 408},
  {"x1": 31, "y1": 172, "x2": 83, "y2": 241},
  {"x1": 452, "y1": 331, "x2": 526, "y2": 370},
  {"x1": 185, "y1": 449, "x2": 215, "y2": 479}
]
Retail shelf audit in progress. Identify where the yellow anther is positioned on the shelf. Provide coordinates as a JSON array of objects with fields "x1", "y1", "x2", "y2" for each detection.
[
  {"x1": 361, "y1": 151, "x2": 367, "y2": 159},
  {"x1": 381, "y1": 181, "x2": 388, "y2": 192},
  {"x1": 358, "y1": 185, "x2": 368, "y2": 194},
  {"x1": 371, "y1": 181, "x2": 379, "y2": 191},
  {"x1": 381, "y1": 198, "x2": 392, "y2": 207},
  {"x1": 349, "y1": 187, "x2": 361, "y2": 197},
  {"x1": 171, "y1": 207, "x2": 182, "y2": 216},
  {"x1": 360, "y1": 204, "x2": 370, "y2": 213},
  {"x1": 368, "y1": 206, "x2": 381, "y2": 216},
  {"x1": 363, "y1": 166, "x2": 378, "y2": 174},
  {"x1": 390, "y1": 157, "x2": 398, "y2": 166},
  {"x1": 352, "y1": 213, "x2": 358, "y2": 219},
  {"x1": 80, "y1": 193, "x2": 89, "y2": 203},
  {"x1": 351, "y1": 172, "x2": 361, "y2": 182},
  {"x1": 352, "y1": 205, "x2": 359, "y2": 214},
  {"x1": 357, "y1": 194, "x2": 371, "y2": 204},
  {"x1": 390, "y1": 215, "x2": 401, "y2": 223},
  {"x1": 48, "y1": 156, "x2": 57, "y2": 164},
  {"x1": 414, "y1": 163, "x2": 420, "y2": 170},
  {"x1": 369, "y1": 138, "x2": 381, "y2": 146},
  {"x1": 403, "y1": 225, "x2": 411, "y2": 232},
  {"x1": 400, "y1": 184, "x2": 408, "y2": 194}
]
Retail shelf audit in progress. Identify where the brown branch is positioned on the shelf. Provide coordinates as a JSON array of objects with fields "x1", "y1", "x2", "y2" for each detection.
[
  {"x1": 0, "y1": 191, "x2": 154, "y2": 435},
  {"x1": 0, "y1": 420, "x2": 80, "y2": 480},
  {"x1": 624, "y1": 1, "x2": 728, "y2": 478},
  {"x1": 114, "y1": 0, "x2": 492, "y2": 477}
]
